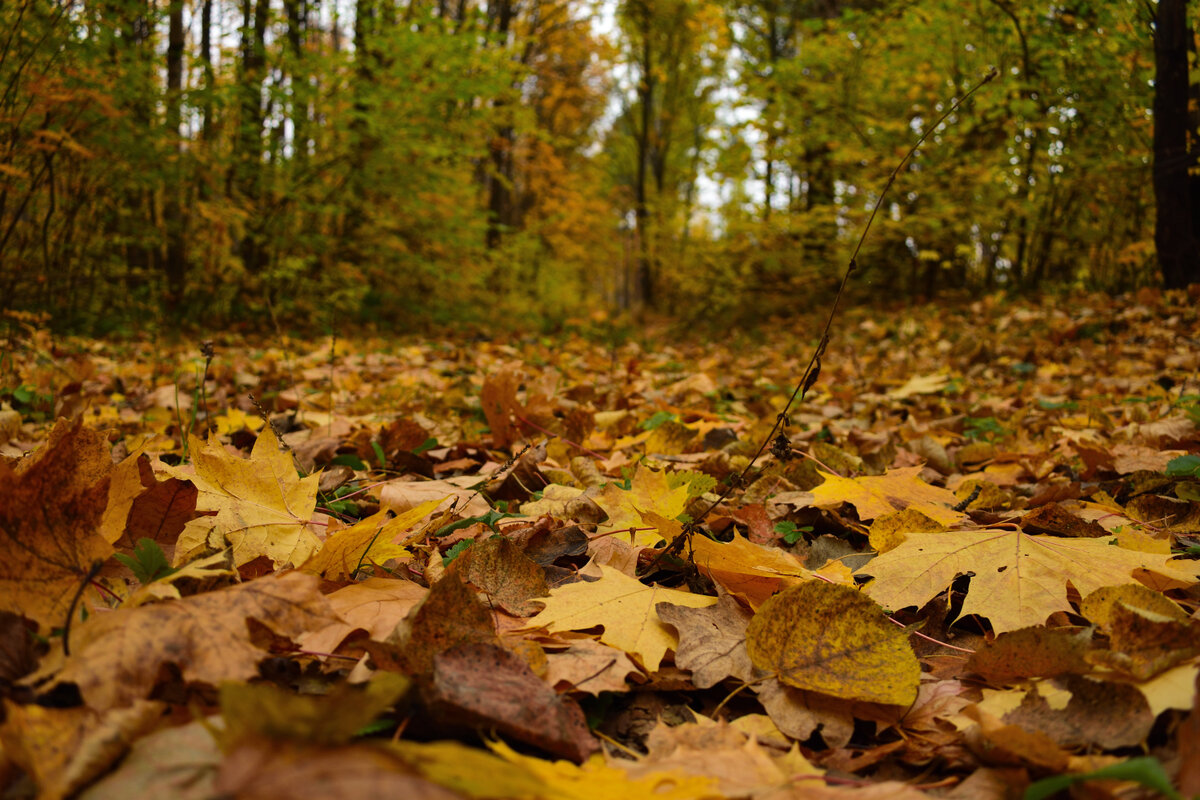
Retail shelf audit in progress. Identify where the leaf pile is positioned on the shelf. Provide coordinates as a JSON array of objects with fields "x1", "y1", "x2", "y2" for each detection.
[{"x1": 1, "y1": 291, "x2": 1199, "y2": 798}]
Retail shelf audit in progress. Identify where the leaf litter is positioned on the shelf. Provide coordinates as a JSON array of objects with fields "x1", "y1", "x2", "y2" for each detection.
[{"x1": 0, "y1": 290, "x2": 1199, "y2": 797}]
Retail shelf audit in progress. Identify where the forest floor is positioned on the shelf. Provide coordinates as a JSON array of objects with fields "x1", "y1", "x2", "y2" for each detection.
[{"x1": 1, "y1": 288, "x2": 1199, "y2": 799}]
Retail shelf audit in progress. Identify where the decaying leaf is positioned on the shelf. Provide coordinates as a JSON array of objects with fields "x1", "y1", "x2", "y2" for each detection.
[
  {"x1": 657, "y1": 591, "x2": 755, "y2": 689},
  {"x1": 0, "y1": 419, "x2": 114, "y2": 629},
  {"x1": 745, "y1": 581, "x2": 920, "y2": 706},
  {"x1": 57, "y1": 571, "x2": 339, "y2": 710},
  {"x1": 425, "y1": 641, "x2": 598, "y2": 762}
]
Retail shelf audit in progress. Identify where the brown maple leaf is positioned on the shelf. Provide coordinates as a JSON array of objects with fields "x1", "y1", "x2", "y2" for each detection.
[
  {"x1": 0, "y1": 419, "x2": 114, "y2": 629},
  {"x1": 56, "y1": 571, "x2": 338, "y2": 710}
]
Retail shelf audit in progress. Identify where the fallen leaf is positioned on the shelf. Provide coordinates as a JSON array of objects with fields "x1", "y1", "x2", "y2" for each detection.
[
  {"x1": 56, "y1": 571, "x2": 339, "y2": 710},
  {"x1": 809, "y1": 466, "x2": 966, "y2": 526},
  {"x1": 543, "y1": 638, "x2": 640, "y2": 694},
  {"x1": 425, "y1": 641, "x2": 598, "y2": 762},
  {"x1": 0, "y1": 700, "x2": 163, "y2": 800},
  {"x1": 619, "y1": 719, "x2": 822, "y2": 798},
  {"x1": 298, "y1": 577, "x2": 428, "y2": 655},
  {"x1": 859, "y1": 529, "x2": 1200, "y2": 633},
  {"x1": 216, "y1": 736, "x2": 464, "y2": 800},
  {"x1": 380, "y1": 573, "x2": 497, "y2": 676},
  {"x1": 167, "y1": 428, "x2": 321, "y2": 568},
  {"x1": 0, "y1": 418, "x2": 114, "y2": 629},
  {"x1": 375, "y1": 476, "x2": 492, "y2": 518},
  {"x1": 592, "y1": 466, "x2": 690, "y2": 547},
  {"x1": 488, "y1": 738, "x2": 719, "y2": 800},
  {"x1": 448, "y1": 534, "x2": 549, "y2": 615},
  {"x1": 689, "y1": 534, "x2": 810, "y2": 608},
  {"x1": 219, "y1": 672, "x2": 411, "y2": 745},
  {"x1": 745, "y1": 581, "x2": 920, "y2": 706},
  {"x1": 77, "y1": 719, "x2": 221, "y2": 800},
  {"x1": 525, "y1": 564, "x2": 716, "y2": 671},
  {"x1": 657, "y1": 591, "x2": 755, "y2": 689},
  {"x1": 301, "y1": 499, "x2": 440, "y2": 580},
  {"x1": 966, "y1": 627, "x2": 1092, "y2": 683},
  {"x1": 753, "y1": 679, "x2": 855, "y2": 747}
]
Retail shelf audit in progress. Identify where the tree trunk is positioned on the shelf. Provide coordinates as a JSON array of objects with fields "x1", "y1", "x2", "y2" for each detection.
[
  {"x1": 1153, "y1": 0, "x2": 1200, "y2": 289},
  {"x1": 163, "y1": 0, "x2": 186, "y2": 312}
]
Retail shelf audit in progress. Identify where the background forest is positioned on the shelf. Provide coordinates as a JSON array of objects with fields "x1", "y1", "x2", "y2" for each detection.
[{"x1": 0, "y1": 0, "x2": 1187, "y2": 332}]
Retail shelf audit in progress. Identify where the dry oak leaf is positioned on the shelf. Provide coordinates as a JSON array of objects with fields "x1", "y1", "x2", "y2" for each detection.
[
  {"x1": 0, "y1": 418, "x2": 114, "y2": 629},
  {"x1": 592, "y1": 466, "x2": 690, "y2": 548},
  {"x1": 745, "y1": 581, "x2": 920, "y2": 707},
  {"x1": 56, "y1": 571, "x2": 339, "y2": 710},
  {"x1": 525, "y1": 564, "x2": 717, "y2": 672},
  {"x1": 165, "y1": 428, "x2": 320, "y2": 568},
  {"x1": 858, "y1": 530, "x2": 1200, "y2": 633},
  {"x1": 809, "y1": 467, "x2": 966, "y2": 526}
]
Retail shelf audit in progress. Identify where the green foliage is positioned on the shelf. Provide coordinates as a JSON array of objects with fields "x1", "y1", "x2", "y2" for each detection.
[
  {"x1": 773, "y1": 521, "x2": 813, "y2": 545},
  {"x1": 442, "y1": 539, "x2": 475, "y2": 567},
  {"x1": 1166, "y1": 455, "x2": 1200, "y2": 478},
  {"x1": 1023, "y1": 757, "x2": 1181, "y2": 800},
  {"x1": 113, "y1": 539, "x2": 177, "y2": 585}
]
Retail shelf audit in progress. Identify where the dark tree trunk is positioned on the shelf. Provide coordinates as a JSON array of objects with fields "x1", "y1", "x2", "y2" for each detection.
[
  {"x1": 485, "y1": 0, "x2": 516, "y2": 249},
  {"x1": 235, "y1": 0, "x2": 270, "y2": 273},
  {"x1": 1153, "y1": 0, "x2": 1200, "y2": 289},
  {"x1": 163, "y1": 0, "x2": 186, "y2": 311}
]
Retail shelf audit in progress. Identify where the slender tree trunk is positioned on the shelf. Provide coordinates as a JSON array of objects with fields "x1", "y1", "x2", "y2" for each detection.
[
  {"x1": 236, "y1": 0, "x2": 270, "y2": 273},
  {"x1": 634, "y1": 8, "x2": 655, "y2": 309},
  {"x1": 485, "y1": 0, "x2": 516, "y2": 249},
  {"x1": 1153, "y1": 0, "x2": 1200, "y2": 289},
  {"x1": 163, "y1": 0, "x2": 186, "y2": 312}
]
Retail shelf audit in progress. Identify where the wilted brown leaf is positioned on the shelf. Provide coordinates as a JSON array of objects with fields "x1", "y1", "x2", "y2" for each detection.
[
  {"x1": 0, "y1": 419, "x2": 114, "y2": 629},
  {"x1": 57, "y1": 571, "x2": 338, "y2": 709}
]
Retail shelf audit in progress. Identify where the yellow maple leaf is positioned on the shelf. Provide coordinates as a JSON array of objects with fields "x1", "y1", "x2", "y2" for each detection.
[
  {"x1": 689, "y1": 534, "x2": 810, "y2": 608},
  {"x1": 212, "y1": 408, "x2": 264, "y2": 435},
  {"x1": 810, "y1": 467, "x2": 966, "y2": 526},
  {"x1": 487, "y1": 740, "x2": 719, "y2": 800},
  {"x1": 593, "y1": 466, "x2": 690, "y2": 548},
  {"x1": 525, "y1": 565, "x2": 716, "y2": 671},
  {"x1": 859, "y1": 530, "x2": 1200, "y2": 633},
  {"x1": 300, "y1": 498, "x2": 442, "y2": 580},
  {"x1": 167, "y1": 428, "x2": 320, "y2": 568}
]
